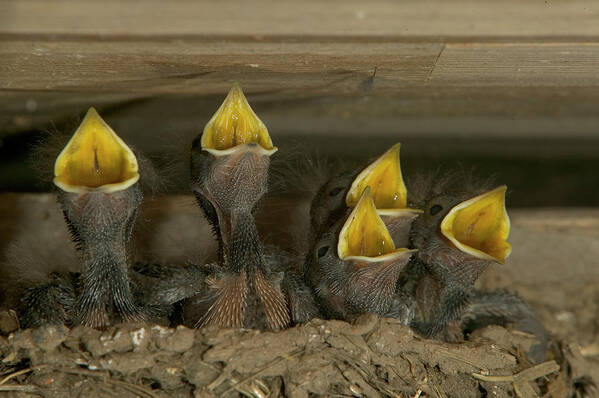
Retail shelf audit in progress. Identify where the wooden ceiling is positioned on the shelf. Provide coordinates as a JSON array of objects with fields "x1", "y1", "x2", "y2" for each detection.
[{"x1": 0, "y1": 1, "x2": 598, "y2": 204}]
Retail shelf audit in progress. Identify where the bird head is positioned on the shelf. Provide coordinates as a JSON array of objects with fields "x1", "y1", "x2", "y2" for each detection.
[
  {"x1": 53, "y1": 108, "x2": 142, "y2": 244},
  {"x1": 190, "y1": 84, "x2": 276, "y2": 259},
  {"x1": 310, "y1": 143, "x2": 422, "y2": 248},
  {"x1": 309, "y1": 171, "x2": 356, "y2": 237},
  {"x1": 412, "y1": 184, "x2": 511, "y2": 267},
  {"x1": 308, "y1": 187, "x2": 416, "y2": 316}
]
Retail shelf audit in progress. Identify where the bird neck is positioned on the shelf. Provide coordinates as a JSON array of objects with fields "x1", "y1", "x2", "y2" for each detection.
[
  {"x1": 229, "y1": 210, "x2": 265, "y2": 274},
  {"x1": 76, "y1": 240, "x2": 140, "y2": 327},
  {"x1": 79, "y1": 239, "x2": 129, "y2": 280},
  {"x1": 425, "y1": 247, "x2": 490, "y2": 287},
  {"x1": 58, "y1": 187, "x2": 142, "y2": 328}
]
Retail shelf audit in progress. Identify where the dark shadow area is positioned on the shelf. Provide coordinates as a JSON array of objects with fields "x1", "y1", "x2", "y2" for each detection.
[{"x1": 2, "y1": 126, "x2": 597, "y2": 207}]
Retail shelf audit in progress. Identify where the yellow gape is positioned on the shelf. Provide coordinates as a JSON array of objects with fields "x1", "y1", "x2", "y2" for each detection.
[
  {"x1": 338, "y1": 187, "x2": 416, "y2": 262},
  {"x1": 441, "y1": 185, "x2": 512, "y2": 264},
  {"x1": 53, "y1": 108, "x2": 139, "y2": 193},
  {"x1": 346, "y1": 144, "x2": 407, "y2": 209},
  {"x1": 201, "y1": 83, "x2": 276, "y2": 155}
]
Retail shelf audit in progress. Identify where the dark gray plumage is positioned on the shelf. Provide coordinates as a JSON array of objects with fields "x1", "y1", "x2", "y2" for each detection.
[
  {"x1": 10, "y1": 108, "x2": 158, "y2": 329},
  {"x1": 406, "y1": 174, "x2": 501, "y2": 338},
  {"x1": 305, "y1": 214, "x2": 415, "y2": 323},
  {"x1": 57, "y1": 184, "x2": 145, "y2": 327},
  {"x1": 167, "y1": 86, "x2": 319, "y2": 330}
]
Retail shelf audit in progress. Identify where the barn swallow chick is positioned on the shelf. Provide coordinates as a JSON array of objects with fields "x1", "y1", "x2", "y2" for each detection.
[
  {"x1": 306, "y1": 187, "x2": 416, "y2": 321},
  {"x1": 183, "y1": 84, "x2": 316, "y2": 330},
  {"x1": 409, "y1": 184, "x2": 512, "y2": 338},
  {"x1": 190, "y1": 83, "x2": 276, "y2": 263},
  {"x1": 345, "y1": 143, "x2": 422, "y2": 248},
  {"x1": 50, "y1": 108, "x2": 145, "y2": 328},
  {"x1": 309, "y1": 144, "x2": 420, "y2": 249}
]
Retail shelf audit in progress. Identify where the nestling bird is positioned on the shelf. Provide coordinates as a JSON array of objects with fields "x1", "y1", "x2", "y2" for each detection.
[
  {"x1": 404, "y1": 173, "x2": 549, "y2": 361},
  {"x1": 190, "y1": 83, "x2": 277, "y2": 265},
  {"x1": 407, "y1": 174, "x2": 512, "y2": 339},
  {"x1": 306, "y1": 146, "x2": 547, "y2": 362},
  {"x1": 18, "y1": 108, "x2": 146, "y2": 328},
  {"x1": 306, "y1": 186, "x2": 416, "y2": 322},
  {"x1": 305, "y1": 143, "x2": 421, "y2": 321},
  {"x1": 159, "y1": 83, "x2": 318, "y2": 330},
  {"x1": 309, "y1": 144, "x2": 421, "y2": 246}
]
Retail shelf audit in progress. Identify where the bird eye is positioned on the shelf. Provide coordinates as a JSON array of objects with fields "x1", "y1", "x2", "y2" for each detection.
[
  {"x1": 329, "y1": 187, "x2": 343, "y2": 196},
  {"x1": 317, "y1": 246, "x2": 329, "y2": 258},
  {"x1": 429, "y1": 204, "x2": 443, "y2": 216}
]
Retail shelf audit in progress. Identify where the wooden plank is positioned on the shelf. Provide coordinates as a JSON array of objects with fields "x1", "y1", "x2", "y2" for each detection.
[
  {"x1": 2, "y1": 88, "x2": 599, "y2": 207},
  {"x1": 1, "y1": 0, "x2": 599, "y2": 39},
  {"x1": 2, "y1": 88, "x2": 598, "y2": 207},
  {"x1": 2, "y1": 41, "x2": 599, "y2": 96},
  {"x1": 0, "y1": 41, "x2": 599, "y2": 97},
  {"x1": 0, "y1": 91, "x2": 144, "y2": 134},
  {"x1": 5, "y1": 87, "x2": 599, "y2": 138},
  {"x1": 430, "y1": 43, "x2": 599, "y2": 86},
  {"x1": 0, "y1": 40, "x2": 441, "y2": 93}
]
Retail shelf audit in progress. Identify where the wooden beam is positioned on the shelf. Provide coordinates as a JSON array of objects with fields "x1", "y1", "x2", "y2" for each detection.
[
  {"x1": 431, "y1": 43, "x2": 599, "y2": 86},
  {"x1": 4, "y1": 88, "x2": 599, "y2": 138},
  {"x1": 1, "y1": 1, "x2": 599, "y2": 138},
  {"x1": 1, "y1": 0, "x2": 598, "y2": 39},
  {"x1": 1, "y1": 0, "x2": 599, "y2": 182},
  {"x1": 0, "y1": 40, "x2": 442, "y2": 93},
  {"x1": 2, "y1": 41, "x2": 599, "y2": 94}
]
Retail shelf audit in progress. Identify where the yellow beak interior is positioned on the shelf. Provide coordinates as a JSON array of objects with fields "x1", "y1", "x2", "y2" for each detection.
[
  {"x1": 440, "y1": 185, "x2": 512, "y2": 263},
  {"x1": 201, "y1": 83, "x2": 276, "y2": 154},
  {"x1": 338, "y1": 187, "x2": 406, "y2": 260},
  {"x1": 53, "y1": 108, "x2": 139, "y2": 193},
  {"x1": 346, "y1": 143, "x2": 407, "y2": 209}
]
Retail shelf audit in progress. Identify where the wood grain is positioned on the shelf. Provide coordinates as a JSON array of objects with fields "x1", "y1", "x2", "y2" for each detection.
[
  {"x1": 1, "y1": 1, "x2": 599, "y2": 154},
  {"x1": 1, "y1": 0, "x2": 598, "y2": 38},
  {"x1": 431, "y1": 43, "x2": 599, "y2": 86},
  {"x1": 3, "y1": 41, "x2": 599, "y2": 93},
  {"x1": 0, "y1": 40, "x2": 442, "y2": 93}
]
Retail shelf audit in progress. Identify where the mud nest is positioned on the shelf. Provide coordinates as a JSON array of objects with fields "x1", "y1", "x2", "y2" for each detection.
[{"x1": 0, "y1": 312, "x2": 596, "y2": 398}]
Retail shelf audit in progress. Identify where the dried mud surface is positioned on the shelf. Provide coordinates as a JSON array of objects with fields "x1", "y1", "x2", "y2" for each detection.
[{"x1": 0, "y1": 313, "x2": 597, "y2": 398}]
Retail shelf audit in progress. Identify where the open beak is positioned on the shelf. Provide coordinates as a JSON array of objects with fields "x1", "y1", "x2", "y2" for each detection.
[
  {"x1": 440, "y1": 185, "x2": 511, "y2": 264},
  {"x1": 201, "y1": 83, "x2": 277, "y2": 156},
  {"x1": 346, "y1": 143, "x2": 407, "y2": 209},
  {"x1": 337, "y1": 188, "x2": 416, "y2": 312},
  {"x1": 53, "y1": 108, "x2": 139, "y2": 193},
  {"x1": 345, "y1": 143, "x2": 422, "y2": 246},
  {"x1": 338, "y1": 187, "x2": 416, "y2": 263}
]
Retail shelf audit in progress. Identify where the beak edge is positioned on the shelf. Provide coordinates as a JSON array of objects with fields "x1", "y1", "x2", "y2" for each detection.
[{"x1": 440, "y1": 185, "x2": 511, "y2": 264}]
